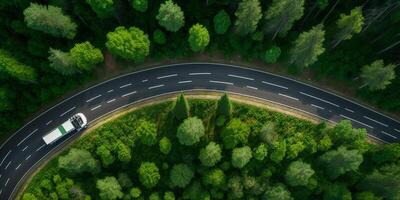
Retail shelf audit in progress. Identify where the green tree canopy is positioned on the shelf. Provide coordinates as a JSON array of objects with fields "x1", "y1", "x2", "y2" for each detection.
[
  {"x1": 170, "y1": 164, "x2": 194, "y2": 188},
  {"x1": 22, "y1": 193, "x2": 37, "y2": 200},
  {"x1": 0, "y1": 49, "x2": 36, "y2": 82},
  {"x1": 86, "y1": 0, "x2": 115, "y2": 18},
  {"x1": 177, "y1": 117, "x2": 205, "y2": 146},
  {"x1": 106, "y1": 26, "x2": 150, "y2": 63},
  {"x1": 198, "y1": 141, "x2": 222, "y2": 167},
  {"x1": 319, "y1": 146, "x2": 363, "y2": 180},
  {"x1": 327, "y1": 120, "x2": 368, "y2": 151},
  {"x1": 264, "y1": 45, "x2": 281, "y2": 64},
  {"x1": 0, "y1": 87, "x2": 13, "y2": 111},
  {"x1": 130, "y1": 187, "x2": 141, "y2": 198},
  {"x1": 159, "y1": 137, "x2": 172, "y2": 155},
  {"x1": 259, "y1": 122, "x2": 278, "y2": 144},
  {"x1": 253, "y1": 144, "x2": 268, "y2": 161},
  {"x1": 96, "y1": 176, "x2": 124, "y2": 200},
  {"x1": 262, "y1": 184, "x2": 293, "y2": 200},
  {"x1": 118, "y1": 173, "x2": 133, "y2": 189},
  {"x1": 188, "y1": 24, "x2": 210, "y2": 52},
  {"x1": 96, "y1": 145, "x2": 115, "y2": 167},
  {"x1": 173, "y1": 94, "x2": 190, "y2": 121},
  {"x1": 153, "y1": 29, "x2": 167, "y2": 45},
  {"x1": 323, "y1": 183, "x2": 352, "y2": 200},
  {"x1": 23, "y1": 3, "x2": 77, "y2": 39},
  {"x1": 131, "y1": 0, "x2": 148, "y2": 12},
  {"x1": 138, "y1": 162, "x2": 160, "y2": 188},
  {"x1": 333, "y1": 7, "x2": 364, "y2": 48},
  {"x1": 372, "y1": 143, "x2": 400, "y2": 165},
  {"x1": 361, "y1": 60, "x2": 396, "y2": 91},
  {"x1": 285, "y1": 160, "x2": 315, "y2": 187},
  {"x1": 221, "y1": 118, "x2": 250, "y2": 149},
  {"x1": 270, "y1": 140, "x2": 287, "y2": 163},
  {"x1": 156, "y1": 0, "x2": 185, "y2": 32},
  {"x1": 203, "y1": 168, "x2": 225, "y2": 187},
  {"x1": 216, "y1": 93, "x2": 233, "y2": 118},
  {"x1": 58, "y1": 148, "x2": 100, "y2": 175},
  {"x1": 136, "y1": 120, "x2": 158, "y2": 146},
  {"x1": 48, "y1": 48, "x2": 78, "y2": 75},
  {"x1": 264, "y1": 0, "x2": 305, "y2": 40},
  {"x1": 164, "y1": 191, "x2": 175, "y2": 200},
  {"x1": 289, "y1": 24, "x2": 325, "y2": 68},
  {"x1": 232, "y1": 146, "x2": 252, "y2": 168},
  {"x1": 234, "y1": 0, "x2": 262, "y2": 36},
  {"x1": 69, "y1": 41, "x2": 103, "y2": 72},
  {"x1": 114, "y1": 141, "x2": 131, "y2": 163},
  {"x1": 214, "y1": 10, "x2": 231, "y2": 34}
]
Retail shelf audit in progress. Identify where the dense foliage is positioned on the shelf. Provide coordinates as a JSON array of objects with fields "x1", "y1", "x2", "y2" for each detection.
[{"x1": 23, "y1": 95, "x2": 400, "y2": 199}]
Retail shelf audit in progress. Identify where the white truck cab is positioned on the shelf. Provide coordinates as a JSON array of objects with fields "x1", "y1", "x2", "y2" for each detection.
[{"x1": 42, "y1": 113, "x2": 87, "y2": 145}]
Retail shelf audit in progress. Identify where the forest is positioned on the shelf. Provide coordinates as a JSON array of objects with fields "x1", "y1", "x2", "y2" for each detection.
[
  {"x1": 22, "y1": 94, "x2": 400, "y2": 200},
  {"x1": 0, "y1": 0, "x2": 399, "y2": 140}
]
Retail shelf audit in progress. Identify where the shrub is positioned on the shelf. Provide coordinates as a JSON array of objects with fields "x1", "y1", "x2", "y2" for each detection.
[
  {"x1": 138, "y1": 162, "x2": 160, "y2": 188},
  {"x1": 264, "y1": 45, "x2": 281, "y2": 64},
  {"x1": 177, "y1": 117, "x2": 205, "y2": 146},
  {"x1": 164, "y1": 191, "x2": 175, "y2": 200}
]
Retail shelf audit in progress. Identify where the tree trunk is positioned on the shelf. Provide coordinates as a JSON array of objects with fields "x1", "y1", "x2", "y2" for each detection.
[
  {"x1": 378, "y1": 39, "x2": 400, "y2": 54},
  {"x1": 322, "y1": 0, "x2": 340, "y2": 24}
]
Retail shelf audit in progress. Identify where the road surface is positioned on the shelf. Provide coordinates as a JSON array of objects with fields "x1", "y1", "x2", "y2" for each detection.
[{"x1": 1, "y1": 63, "x2": 399, "y2": 199}]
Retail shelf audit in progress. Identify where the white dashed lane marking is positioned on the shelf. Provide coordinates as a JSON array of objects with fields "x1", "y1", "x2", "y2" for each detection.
[
  {"x1": 107, "y1": 89, "x2": 114, "y2": 93},
  {"x1": 60, "y1": 107, "x2": 76, "y2": 117},
  {"x1": 17, "y1": 129, "x2": 38, "y2": 147},
  {"x1": 228, "y1": 74, "x2": 254, "y2": 81},
  {"x1": 345, "y1": 108, "x2": 355, "y2": 113},
  {"x1": 178, "y1": 80, "x2": 192, "y2": 84},
  {"x1": 142, "y1": 79, "x2": 148, "y2": 82},
  {"x1": 107, "y1": 99, "x2": 116, "y2": 103},
  {"x1": 278, "y1": 93, "x2": 299, "y2": 101},
  {"x1": 363, "y1": 116, "x2": 389, "y2": 127},
  {"x1": 25, "y1": 155, "x2": 31, "y2": 160},
  {"x1": 381, "y1": 131, "x2": 397, "y2": 139},
  {"x1": 340, "y1": 114, "x2": 374, "y2": 129},
  {"x1": 157, "y1": 74, "x2": 177, "y2": 79},
  {"x1": 189, "y1": 72, "x2": 211, "y2": 75},
  {"x1": 261, "y1": 81, "x2": 288, "y2": 89},
  {"x1": 46, "y1": 120, "x2": 53, "y2": 125},
  {"x1": 299, "y1": 92, "x2": 340, "y2": 107},
  {"x1": 119, "y1": 83, "x2": 132, "y2": 89},
  {"x1": 90, "y1": 105, "x2": 102, "y2": 111},
  {"x1": 209, "y1": 80, "x2": 233, "y2": 85},
  {"x1": 5, "y1": 178, "x2": 9, "y2": 186},
  {"x1": 86, "y1": 94, "x2": 102, "y2": 103},
  {"x1": 22, "y1": 146, "x2": 28, "y2": 152},
  {"x1": 395, "y1": 129, "x2": 400, "y2": 133},
  {"x1": 5, "y1": 161, "x2": 11, "y2": 170},
  {"x1": 311, "y1": 104, "x2": 325, "y2": 110},
  {"x1": 122, "y1": 91, "x2": 137, "y2": 97},
  {"x1": 15, "y1": 163, "x2": 21, "y2": 170},
  {"x1": 246, "y1": 86, "x2": 258, "y2": 90},
  {"x1": 0, "y1": 150, "x2": 11, "y2": 167},
  {"x1": 36, "y1": 144, "x2": 45, "y2": 152},
  {"x1": 148, "y1": 84, "x2": 164, "y2": 90}
]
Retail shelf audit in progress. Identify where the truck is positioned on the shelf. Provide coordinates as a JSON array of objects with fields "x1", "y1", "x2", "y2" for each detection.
[{"x1": 42, "y1": 113, "x2": 87, "y2": 145}]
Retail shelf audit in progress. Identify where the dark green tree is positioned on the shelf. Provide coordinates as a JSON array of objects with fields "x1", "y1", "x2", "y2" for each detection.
[
  {"x1": 170, "y1": 164, "x2": 194, "y2": 188},
  {"x1": 264, "y1": 45, "x2": 281, "y2": 64},
  {"x1": 96, "y1": 176, "x2": 124, "y2": 200},
  {"x1": 131, "y1": 0, "x2": 148, "y2": 12},
  {"x1": 23, "y1": 3, "x2": 77, "y2": 39},
  {"x1": 323, "y1": 183, "x2": 352, "y2": 200},
  {"x1": 0, "y1": 49, "x2": 36, "y2": 82},
  {"x1": 234, "y1": 0, "x2": 262, "y2": 36},
  {"x1": 216, "y1": 93, "x2": 233, "y2": 118},
  {"x1": 285, "y1": 160, "x2": 315, "y2": 187},
  {"x1": 360, "y1": 60, "x2": 396, "y2": 91},
  {"x1": 0, "y1": 87, "x2": 13, "y2": 111},
  {"x1": 136, "y1": 120, "x2": 158, "y2": 146},
  {"x1": 221, "y1": 118, "x2": 250, "y2": 149},
  {"x1": 153, "y1": 29, "x2": 167, "y2": 45},
  {"x1": 214, "y1": 10, "x2": 231, "y2": 35},
  {"x1": 138, "y1": 162, "x2": 160, "y2": 188},
  {"x1": 86, "y1": 0, "x2": 115, "y2": 18},
  {"x1": 173, "y1": 94, "x2": 190, "y2": 121},
  {"x1": 115, "y1": 141, "x2": 131, "y2": 163},
  {"x1": 156, "y1": 0, "x2": 185, "y2": 32}
]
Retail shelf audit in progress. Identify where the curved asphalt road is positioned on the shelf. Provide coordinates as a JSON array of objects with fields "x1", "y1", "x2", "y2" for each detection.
[{"x1": 1, "y1": 63, "x2": 400, "y2": 199}]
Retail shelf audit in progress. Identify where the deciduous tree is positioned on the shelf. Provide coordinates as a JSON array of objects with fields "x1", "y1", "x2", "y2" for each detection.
[
  {"x1": 221, "y1": 118, "x2": 250, "y2": 149},
  {"x1": 253, "y1": 144, "x2": 268, "y2": 161},
  {"x1": 170, "y1": 164, "x2": 194, "y2": 188},
  {"x1": 262, "y1": 184, "x2": 293, "y2": 200},
  {"x1": 96, "y1": 176, "x2": 123, "y2": 200},
  {"x1": 136, "y1": 120, "x2": 158, "y2": 146},
  {"x1": 153, "y1": 29, "x2": 167, "y2": 45},
  {"x1": 188, "y1": 24, "x2": 210, "y2": 52},
  {"x1": 177, "y1": 117, "x2": 205, "y2": 145},
  {"x1": 214, "y1": 10, "x2": 231, "y2": 34},
  {"x1": 264, "y1": 45, "x2": 281, "y2": 64},
  {"x1": 96, "y1": 145, "x2": 115, "y2": 167},
  {"x1": 156, "y1": 0, "x2": 185, "y2": 32},
  {"x1": 234, "y1": 0, "x2": 262, "y2": 36},
  {"x1": 0, "y1": 49, "x2": 36, "y2": 82},
  {"x1": 159, "y1": 137, "x2": 172, "y2": 155},
  {"x1": 70, "y1": 41, "x2": 103, "y2": 72},
  {"x1": 323, "y1": 183, "x2": 352, "y2": 200},
  {"x1": 361, "y1": 60, "x2": 395, "y2": 91},
  {"x1": 203, "y1": 168, "x2": 225, "y2": 187},
  {"x1": 332, "y1": 7, "x2": 364, "y2": 48},
  {"x1": 48, "y1": 48, "x2": 78, "y2": 75},
  {"x1": 285, "y1": 160, "x2": 315, "y2": 187},
  {"x1": 58, "y1": 148, "x2": 100, "y2": 175},
  {"x1": 138, "y1": 162, "x2": 160, "y2": 188},
  {"x1": 198, "y1": 142, "x2": 222, "y2": 167},
  {"x1": 232, "y1": 146, "x2": 252, "y2": 168}
]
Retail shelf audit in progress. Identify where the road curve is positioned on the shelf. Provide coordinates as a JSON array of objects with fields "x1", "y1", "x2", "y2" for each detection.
[{"x1": 1, "y1": 63, "x2": 400, "y2": 199}]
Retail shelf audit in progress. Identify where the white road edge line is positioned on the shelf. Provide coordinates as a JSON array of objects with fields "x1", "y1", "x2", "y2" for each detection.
[
  {"x1": 300, "y1": 92, "x2": 340, "y2": 107},
  {"x1": 119, "y1": 83, "x2": 132, "y2": 88},
  {"x1": 22, "y1": 146, "x2": 28, "y2": 152},
  {"x1": 395, "y1": 129, "x2": 400, "y2": 133},
  {"x1": 368, "y1": 134, "x2": 389, "y2": 143},
  {"x1": 59, "y1": 107, "x2": 76, "y2": 117},
  {"x1": 340, "y1": 114, "x2": 374, "y2": 129},
  {"x1": 0, "y1": 150, "x2": 11, "y2": 167},
  {"x1": 36, "y1": 144, "x2": 45, "y2": 152},
  {"x1": 5, "y1": 178, "x2": 9, "y2": 186},
  {"x1": 157, "y1": 74, "x2": 177, "y2": 79},
  {"x1": 17, "y1": 129, "x2": 38, "y2": 147},
  {"x1": 228, "y1": 74, "x2": 254, "y2": 81},
  {"x1": 311, "y1": 104, "x2": 325, "y2": 110},
  {"x1": 5, "y1": 161, "x2": 12, "y2": 170},
  {"x1": 15, "y1": 164, "x2": 21, "y2": 170},
  {"x1": 90, "y1": 105, "x2": 102, "y2": 111},
  {"x1": 46, "y1": 120, "x2": 53, "y2": 125},
  {"x1": 148, "y1": 84, "x2": 165, "y2": 90},
  {"x1": 278, "y1": 93, "x2": 299, "y2": 101},
  {"x1": 25, "y1": 155, "x2": 31, "y2": 160},
  {"x1": 261, "y1": 81, "x2": 288, "y2": 89},
  {"x1": 189, "y1": 72, "x2": 211, "y2": 75},
  {"x1": 246, "y1": 86, "x2": 258, "y2": 90},
  {"x1": 381, "y1": 131, "x2": 397, "y2": 139},
  {"x1": 209, "y1": 80, "x2": 233, "y2": 85},
  {"x1": 107, "y1": 99, "x2": 116, "y2": 103},
  {"x1": 86, "y1": 94, "x2": 102, "y2": 103},
  {"x1": 178, "y1": 80, "x2": 192, "y2": 84},
  {"x1": 122, "y1": 91, "x2": 137, "y2": 97},
  {"x1": 363, "y1": 116, "x2": 389, "y2": 127},
  {"x1": 345, "y1": 108, "x2": 354, "y2": 113}
]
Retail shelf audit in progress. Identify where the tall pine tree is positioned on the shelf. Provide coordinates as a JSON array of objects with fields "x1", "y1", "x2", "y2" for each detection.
[
  {"x1": 234, "y1": 0, "x2": 262, "y2": 36},
  {"x1": 173, "y1": 93, "x2": 190, "y2": 121},
  {"x1": 216, "y1": 93, "x2": 232, "y2": 117},
  {"x1": 332, "y1": 7, "x2": 364, "y2": 48}
]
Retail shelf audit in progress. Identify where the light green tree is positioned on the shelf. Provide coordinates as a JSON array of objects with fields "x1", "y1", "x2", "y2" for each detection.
[
  {"x1": 177, "y1": 117, "x2": 205, "y2": 145},
  {"x1": 270, "y1": 140, "x2": 287, "y2": 163},
  {"x1": 86, "y1": 0, "x2": 115, "y2": 18},
  {"x1": 170, "y1": 164, "x2": 194, "y2": 188},
  {"x1": 259, "y1": 122, "x2": 278, "y2": 144},
  {"x1": 188, "y1": 24, "x2": 210, "y2": 52},
  {"x1": 136, "y1": 120, "x2": 158, "y2": 146},
  {"x1": 115, "y1": 141, "x2": 131, "y2": 163},
  {"x1": 156, "y1": 0, "x2": 185, "y2": 32},
  {"x1": 23, "y1": 3, "x2": 77, "y2": 39},
  {"x1": 264, "y1": 0, "x2": 305, "y2": 40},
  {"x1": 58, "y1": 148, "x2": 100, "y2": 175},
  {"x1": 289, "y1": 24, "x2": 326, "y2": 68},
  {"x1": 285, "y1": 160, "x2": 315, "y2": 187},
  {"x1": 198, "y1": 142, "x2": 222, "y2": 167},
  {"x1": 138, "y1": 162, "x2": 160, "y2": 188},
  {"x1": 214, "y1": 10, "x2": 231, "y2": 34},
  {"x1": 48, "y1": 48, "x2": 78, "y2": 75},
  {"x1": 262, "y1": 184, "x2": 293, "y2": 200},
  {"x1": 221, "y1": 118, "x2": 250, "y2": 149},
  {"x1": 0, "y1": 49, "x2": 36, "y2": 82},
  {"x1": 22, "y1": 193, "x2": 37, "y2": 200},
  {"x1": 130, "y1": 187, "x2": 141, "y2": 198},
  {"x1": 96, "y1": 145, "x2": 115, "y2": 167},
  {"x1": 234, "y1": 0, "x2": 262, "y2": 36},
  {"x1": 70, "y1": 41, "x2": 103, "y2": 71},
  {"x1": 232, "y1": 146, "x2": 252, "y2": 168},
  {"x1": 131, "y1": 0, "x2": 148, "y2": 12},
  {"x1": 361, "y1": 60, "x2": 396, "y2": 91},
  {"x1": 173, "y1": 94, "x2": 190, "y2": 121},
  {"x1": 203, "y1": 168, "x2": 225, "y2": 187},
  {"x1": 159, "y1": 137, "x2": 172, "y2": 155},
  {"x1": 96, "y1": 176, "x2": 124, "y2": 200},
  {"x1": 253, "y1": 144, "x2": 268, "y2": 161},
  {"x1": 106, "y1": 26, "x2": 150, "y2": 63},
  {"x1": 332, "y1": 7, "x2": 364, "y2": 48}
]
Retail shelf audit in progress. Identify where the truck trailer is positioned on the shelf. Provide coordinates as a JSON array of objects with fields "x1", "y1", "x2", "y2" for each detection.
[{"x1": 42, "y1": 113, "x2": 87, "y2": 145}]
